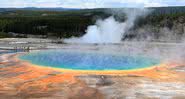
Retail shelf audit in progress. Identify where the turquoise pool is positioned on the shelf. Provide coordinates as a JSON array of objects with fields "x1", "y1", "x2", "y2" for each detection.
[{"x1": 19, "y1": 50, "x2": 160, "y2": 70}]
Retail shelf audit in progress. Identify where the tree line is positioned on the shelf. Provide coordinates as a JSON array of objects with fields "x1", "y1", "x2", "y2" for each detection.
[{"x1": 0, "y1": 7, "x2": 185, "y2": 38}]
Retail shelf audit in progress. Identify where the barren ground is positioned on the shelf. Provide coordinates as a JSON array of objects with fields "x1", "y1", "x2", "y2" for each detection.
[{"x1": 0, "y1": 38, "x2": 185, "y2": 99}]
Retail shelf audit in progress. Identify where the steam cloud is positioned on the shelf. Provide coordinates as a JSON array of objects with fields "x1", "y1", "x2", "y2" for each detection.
[
  {"x1": 63, "y1": 8, "x2": 185, "y2": 68},
  {"x1": 64, "y1": 8, "x2": 151, "y2": 44}
]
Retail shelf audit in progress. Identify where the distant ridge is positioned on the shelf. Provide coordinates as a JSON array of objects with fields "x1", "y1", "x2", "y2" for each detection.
[
  {"x1": 1, "y1": 6, "x2": 185, "y2": 14},
  {"x1": 0, "y1": 7, "x2": 80, "y2": 12}
]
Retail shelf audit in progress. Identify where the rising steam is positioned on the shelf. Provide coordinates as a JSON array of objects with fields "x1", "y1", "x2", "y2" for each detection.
[{"x1": 64, "y1": 8, "x2": 151, "y2": 44}]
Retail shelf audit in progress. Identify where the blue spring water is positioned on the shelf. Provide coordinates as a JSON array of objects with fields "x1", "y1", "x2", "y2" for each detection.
[{"x1": 19, "y1": 50, "x2": 160, "y2": 71}]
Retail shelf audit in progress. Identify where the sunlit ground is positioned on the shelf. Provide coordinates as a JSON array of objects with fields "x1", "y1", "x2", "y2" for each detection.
[{"x1": 0, "y1": 41, "x2": 185, "y2": 99}]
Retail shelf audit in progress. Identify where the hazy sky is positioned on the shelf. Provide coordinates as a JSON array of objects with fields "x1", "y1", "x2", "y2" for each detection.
[{"x1": 0, "y1": 0, "x2": 185, "y2": 8}]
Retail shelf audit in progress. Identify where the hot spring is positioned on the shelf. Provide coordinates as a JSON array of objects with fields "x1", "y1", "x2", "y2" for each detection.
[{"x1": 19, "y1": 50, "x2": 160, "y2": 71}]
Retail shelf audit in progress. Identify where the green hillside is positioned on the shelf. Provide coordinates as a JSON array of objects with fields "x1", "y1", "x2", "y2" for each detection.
[{"x1": 0, "y1": 7, "x2": 185, "y2": 39}]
